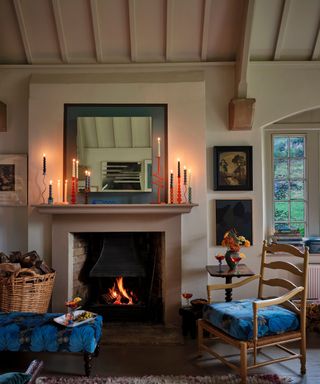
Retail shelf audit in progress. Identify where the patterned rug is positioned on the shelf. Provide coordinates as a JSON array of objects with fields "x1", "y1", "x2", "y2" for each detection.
[{"x1": 36, "y1": 374, "x2": 291, "y2": 384}]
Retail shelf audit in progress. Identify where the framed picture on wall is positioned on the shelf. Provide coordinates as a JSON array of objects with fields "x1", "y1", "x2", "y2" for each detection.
[
  {"x1": 0, "y1": 154, "x2": 27, "y2": 206},
  {"x1": 215, "y1": 199, "x2": 253, "y2": 245},
  {"x1": 213, "y1": 146, "x2": 253, "y2": 190}
]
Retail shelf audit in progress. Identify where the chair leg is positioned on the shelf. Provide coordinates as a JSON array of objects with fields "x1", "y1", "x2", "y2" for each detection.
[
  {"x1": 300, "y1": 334, "x2": 306, "y2": 374},
  {"x1": 240, "y1": 341, "x2": 247, "y2": 384},
  {"x1": 197, "y1": 319, "x2": 203, "y2": 357}
]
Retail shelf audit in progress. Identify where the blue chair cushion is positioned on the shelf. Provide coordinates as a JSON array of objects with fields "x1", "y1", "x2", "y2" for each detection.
[
  {"x1": 202, "y1": 298, "x2": 300, "y2": 340},
  {"x1": 0, "y1": 312, "x2": 103, "y2": 353},
  {"x1": 0, "y1": 372, "x2": 31, "y2": 384}
]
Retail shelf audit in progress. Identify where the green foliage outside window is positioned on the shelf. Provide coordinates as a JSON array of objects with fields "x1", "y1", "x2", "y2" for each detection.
[{"x1": 273, "y1": 135, "x2": 306, "y2": 236}]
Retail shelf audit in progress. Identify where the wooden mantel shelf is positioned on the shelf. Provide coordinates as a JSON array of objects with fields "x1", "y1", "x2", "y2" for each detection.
[{"x1": 32, "y1": 203, "x2": 198, "y2": 215}]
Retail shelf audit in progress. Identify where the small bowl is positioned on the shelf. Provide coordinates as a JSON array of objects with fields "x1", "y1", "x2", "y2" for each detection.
[{"x1": 190, "y1": 298, "x2": 208, "y2": 310}]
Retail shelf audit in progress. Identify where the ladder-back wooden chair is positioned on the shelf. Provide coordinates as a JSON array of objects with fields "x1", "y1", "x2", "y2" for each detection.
[{"x1": 198, "y1": 241, "x2": 309, "y2": 384}]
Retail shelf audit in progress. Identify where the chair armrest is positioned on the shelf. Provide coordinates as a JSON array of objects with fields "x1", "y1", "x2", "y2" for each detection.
[
  {"x1": 208, "y1": 274, "x2": 260, "y2": 291},
  {"x1": 207, "y1": 275, "x2": 260, "y2": 303},
  {"x1": 25, "y1": 360, "x2": 43, "y2": 384},
  {"x1": 253, "y1": 286, "x2": 304, "y2": 310}
]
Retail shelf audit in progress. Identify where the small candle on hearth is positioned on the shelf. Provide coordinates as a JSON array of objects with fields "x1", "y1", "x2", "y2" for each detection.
[
  {"x1": 85, "y1": 170, "x2": 88, "y2": 190},
  {"x1": 64, "y1": 179, "x2": 68, "y2": 203},
  {"x1": 76, "y1": 160, "x2": 79, "y2": 179},
  {"x1": 42, "y1": 154, "x2": 46, "y2": 176},
  {"x1": 177, "y1": 158, "x2": 181, "y2": 178},
  {"x1": 170, "y1": 170, "x2": 173, "y2": 188},
  {"x1": 57, "y1": 179, "x2": 61, "y2": 203},
  {"x1": 72, "y1": 158, "x2": 76, "y2": 178},
  {"x1": 183, "y1": 166, "x2": 187, "y2": 185},
  {"x1": 157, "y1": 137, "x2": 161, "y2": 157}
]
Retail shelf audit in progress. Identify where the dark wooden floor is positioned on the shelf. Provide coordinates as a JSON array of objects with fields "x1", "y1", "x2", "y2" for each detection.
[{"x1": 0, "y1": 328, "x2": 319, "y2": 383}]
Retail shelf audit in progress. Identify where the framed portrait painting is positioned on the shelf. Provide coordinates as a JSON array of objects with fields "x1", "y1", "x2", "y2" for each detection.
[
  {"x1": 0, "y1": 154, "x2": 27, "y2": 206},
  {"x1": 213, "y1": 146, "x2": 253, "y2": 191},
  {"x1": 215, "y1": 199, "x2": 253, "y2": 245}
]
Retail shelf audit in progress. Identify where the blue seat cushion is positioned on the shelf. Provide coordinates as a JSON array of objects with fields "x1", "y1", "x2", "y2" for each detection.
[
  {"x1": 202, "y1": 298, "x2": 300, "y2": 340},
  {"x1": 0, "y1": 312, "x2": 103, "y2": 353},
  {"x1": 0, "y1": 373, "x2": 31, "y2": 384}
]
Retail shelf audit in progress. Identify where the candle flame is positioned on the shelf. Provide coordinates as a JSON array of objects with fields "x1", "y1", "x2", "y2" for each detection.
[
  {"x1": 170, "y1": 169, "x2": 173, "y2": 174},
  {"x1": 157, "y1": 137, "x2": 160, "y2": 142},
  {"x1": 49, "y1": 180, "x2": 52, "y2": 185},
  {"x1": 43, "y1": 153, "x2": 46, "y2": 157}
]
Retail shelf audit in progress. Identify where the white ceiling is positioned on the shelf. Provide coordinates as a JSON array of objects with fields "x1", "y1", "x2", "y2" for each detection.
[{"x1": 1, "y1": 0, "x2": 320, "y2": 66}]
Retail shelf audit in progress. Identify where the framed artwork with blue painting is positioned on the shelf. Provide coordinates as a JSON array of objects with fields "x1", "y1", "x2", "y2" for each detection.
[{"x1": 215, "y1": 199, "x2": 253, "y2": 245}]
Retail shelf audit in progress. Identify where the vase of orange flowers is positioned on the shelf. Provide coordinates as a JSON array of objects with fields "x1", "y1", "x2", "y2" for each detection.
[{"x1": 222, "y1": 229, "x2": 250, "y2": 270}]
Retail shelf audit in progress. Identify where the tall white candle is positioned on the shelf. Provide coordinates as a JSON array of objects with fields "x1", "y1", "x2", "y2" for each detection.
[
  {"x1": 157, "y1": 137, "x2": 161, "y2": 157},
  {"x1": 57, "y1": 179, "x2": 61, "y2": 203},
  {"x1": 76, "y1": 160, "x2": 79, "y2": 179},
  {"x1": 72, "y1": 159, "x2": 76, "y2": 178},
  {"x1": 64, "y1": 180, "x2": 68, "y2": 203}
]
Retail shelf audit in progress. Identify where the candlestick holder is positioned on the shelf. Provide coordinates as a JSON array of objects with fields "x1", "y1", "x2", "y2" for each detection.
[
  {"x1": 152, "y1": 156, "x2": 164, "y2": 204},
  {"x1": 188, "y1": 186, "x2": 192, "y2": 204},
  {"x1": 71, "y1": 177, "x2": 76, "y2": 204},
  {"x1": 183, "y1": 184, "x2": 188, "y2": 203},
  {"x1": 48, "y1": 183, "x2": 53, "y2": 205},
  {"x1": 170, "y1": 186, "x2": 174, "y2": 204},
  {"x1": 41, "y1": 175, "x2": 46, "y2": 204},
  {"x1": 177, "y1": 176, "x2": 182, "y2": 204}
]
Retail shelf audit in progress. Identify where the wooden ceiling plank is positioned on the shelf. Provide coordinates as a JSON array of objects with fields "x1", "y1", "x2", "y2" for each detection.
[
  {"x1": 235, "y1": 0, "x2": 255, "y2": 98},
  {"x1": 166, "y1": 0, "x2": 174, "y2": 61},
  {"x1": 128, "y1": 0, "x2": 137, "y2": 62},
  {"x1": 90, "y1": 0, "x2": 104, "y2": 63},
  {"x1": 274, "y1": 0, "x2": 292, "y2": 61},
  {"x1": 52, "y1": 0, "x2": 69, "y2": 63},
  {"x1": 311, "y1": 23, "x2": 320, "y2": 60},
  {"x1": 13, "y1": 0, "x2": 33, "y2": 64},
  {"x1": 201, "y1": 0, "x2": 212, "y2": 61}
]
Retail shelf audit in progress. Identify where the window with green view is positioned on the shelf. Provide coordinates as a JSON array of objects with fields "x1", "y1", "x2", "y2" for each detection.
[{"x1": 272, "y1": 135, "x2": 306, "y2": 236}]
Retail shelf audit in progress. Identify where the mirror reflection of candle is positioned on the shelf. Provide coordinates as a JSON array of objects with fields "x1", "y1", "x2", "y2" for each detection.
[
  {"x1": 72, "y1": 159, "x2": 76, "y2": 178},
  {"x1": 157, "y1": 137, "x2": 161, "y2": 157},
  {"x1": 76, "y1": 160, "x2": 79, "y2": 179},
  {"x1": 57, "y1": 179, "x2": 61, "y2": 203},
  {"x1": 64, "y1": 180, "x2": 68, "y2": 203},
  {"x1": 188, "y1": 169, "x2": 192, "y2": 187}
]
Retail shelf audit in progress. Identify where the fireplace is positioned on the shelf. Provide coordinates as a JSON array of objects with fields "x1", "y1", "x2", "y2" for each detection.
[
  {"x1": 73, "y1": 232, "x2": 163, "y2": 322},
  {"x1": 35, "y1": 204, "x2": 195, "y2": 326}
]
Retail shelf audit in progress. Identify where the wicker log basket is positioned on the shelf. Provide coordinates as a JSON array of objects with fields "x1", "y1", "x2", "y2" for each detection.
[{"x1": 0, "y1": 268, "x2": 56, "y2": 313}]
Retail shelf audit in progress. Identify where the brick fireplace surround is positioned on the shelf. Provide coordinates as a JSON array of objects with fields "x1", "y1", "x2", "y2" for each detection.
[{"x1": 35, "y1": 204, "x2": 195, "y2": 326}]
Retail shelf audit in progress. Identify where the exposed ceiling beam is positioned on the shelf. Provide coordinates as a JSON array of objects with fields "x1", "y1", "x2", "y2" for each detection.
[
  {"x1": 13, "y1": 0, "x2": 33, "y2": 64},
  {"x1": 201, "y1": 0, "x2": 212, "y2": 61},
  {"x1": 166, "y1": 0, "x2": 174, "y2": 61},
  {"x1": 274, "y1": 0, "x2": 292, "y2": 60},
  {"x1": 128, "y1": 0, "x2": 137, "y2": 62},
  {"x1": 90, "y1": 0, "x2": 104, "y2": 63},
  {"x1": 235, "y1": 0, "x2": 255, "y2": 98},
  {"x1": 311, "y1": 22, "x2": 320, "y2": 60},
  {"x1": 52, "y1": 0, "x2": 69, "y2": 63}
]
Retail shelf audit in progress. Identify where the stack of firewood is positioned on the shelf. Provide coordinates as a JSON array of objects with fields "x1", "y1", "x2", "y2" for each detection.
[{"x1": 0, "y1": 251, "x2": 53, "y2": 278}]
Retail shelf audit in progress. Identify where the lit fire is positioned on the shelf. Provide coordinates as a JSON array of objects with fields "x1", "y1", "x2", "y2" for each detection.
[{"x1": 103, "y1": 277, "x2": 137, "y2": 305}]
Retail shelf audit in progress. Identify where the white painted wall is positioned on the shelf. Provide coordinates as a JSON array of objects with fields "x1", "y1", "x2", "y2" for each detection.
[{"x1": 1, "y1": 64, "x2": 320, "y2": 302}]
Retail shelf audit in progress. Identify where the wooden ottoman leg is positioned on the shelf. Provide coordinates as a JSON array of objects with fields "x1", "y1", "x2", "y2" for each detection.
[
  {"x1": 84, "y1": 352, "x2": 93, "y2": 377},
  {"x1": 94, "y1": 343, "x2": 100, "y2": 357}
]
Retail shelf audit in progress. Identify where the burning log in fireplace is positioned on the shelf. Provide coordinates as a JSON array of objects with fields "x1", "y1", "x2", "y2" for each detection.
[{"x1": 102, "y1": 276, "x2": 139, "y2": 305}]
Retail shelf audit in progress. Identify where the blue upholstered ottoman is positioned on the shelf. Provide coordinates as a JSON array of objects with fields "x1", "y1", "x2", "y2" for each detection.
[{"x1": 0, "y1": 312, "x2": 103, "y2": 376}]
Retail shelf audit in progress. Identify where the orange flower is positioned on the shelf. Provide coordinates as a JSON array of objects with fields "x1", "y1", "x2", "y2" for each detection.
[{"x1": 244, "y1": 240, "x2": 250, "y2": 247}]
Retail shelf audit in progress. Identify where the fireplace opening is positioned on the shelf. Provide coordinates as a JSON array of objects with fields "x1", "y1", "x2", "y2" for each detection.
[{"x1": 73, "y1": 232, "x2": 163, "y2": 323}]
